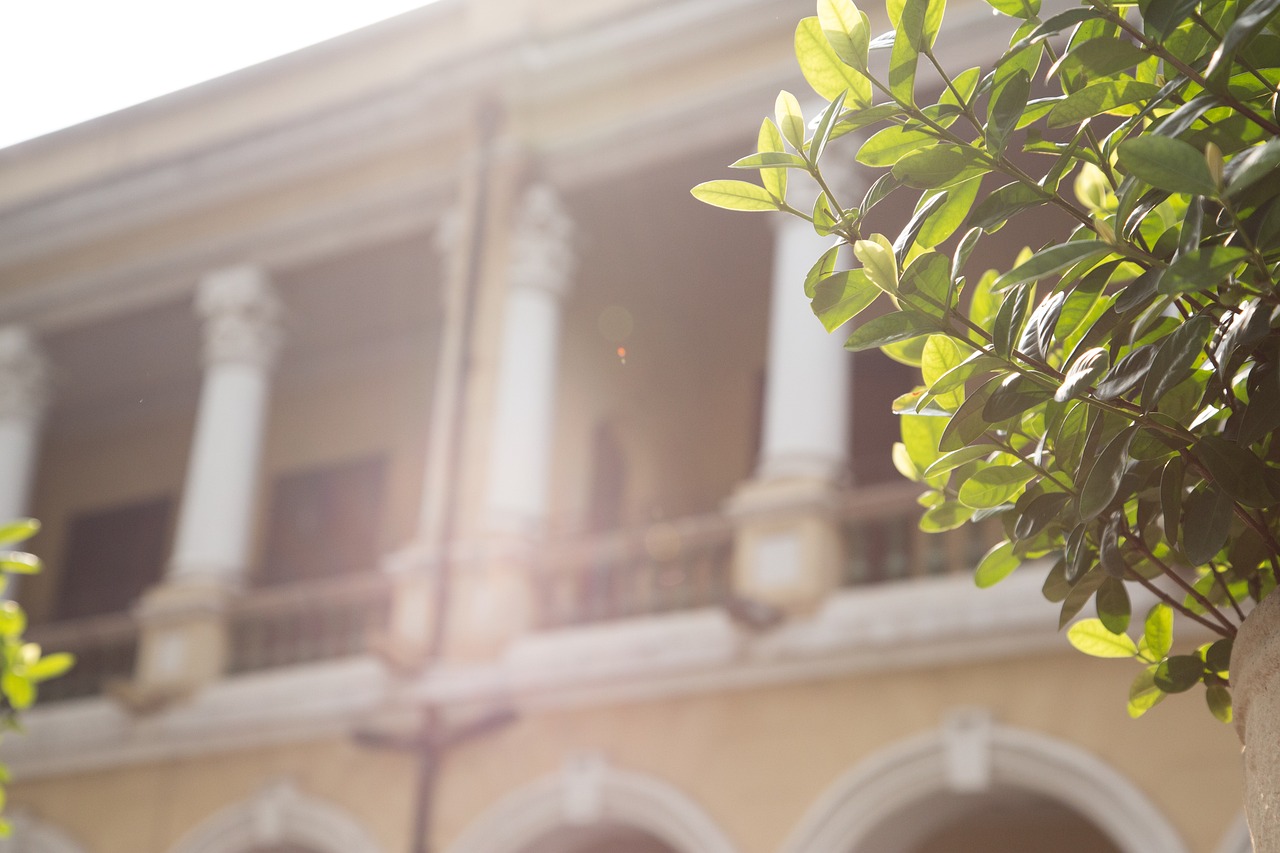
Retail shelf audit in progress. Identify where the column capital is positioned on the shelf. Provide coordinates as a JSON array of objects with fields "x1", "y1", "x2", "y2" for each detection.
[
  {"x1": 0, "y1": 326, "x2": 49, "y2": 420},
  {"x1": 508, "y1": 184, "x2": 575, "y2": 299},
  {"x1": 197, "y1": 266, "x2": 283, "y2": 369}
]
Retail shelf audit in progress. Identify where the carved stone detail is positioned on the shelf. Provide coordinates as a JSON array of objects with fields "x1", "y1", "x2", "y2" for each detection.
[
  {"x1": 197, "y1": 265, "x2": 283, "y2": 368},
  {"x1": 508, "y1": 184, "x2": 575, "y2": 298},
  {"x1": 0, "y1": 326, "x2": 49, "y2": 420}
]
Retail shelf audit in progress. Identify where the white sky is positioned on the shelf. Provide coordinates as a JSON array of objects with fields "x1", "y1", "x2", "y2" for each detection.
[{"x1": 0, "y1": 0, "x2": 437, "y2": 150}]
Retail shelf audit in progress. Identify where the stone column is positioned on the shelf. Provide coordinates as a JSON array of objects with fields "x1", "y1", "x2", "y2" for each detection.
[
  {"x1": 454, "y1": 184, "x2": 575, "y2": 657},
  {"x1": 0, "y1": 327, "x2": 49, "y2": 525},
  {"x1": 129, "y1": 266, "x2": 282, "y2": 703},
  {"x1": 727, "y1": 215, "x2": 853, "y2": 614},
  {"x1": 484, "y1": 184, "x2": 575, "y2": 536}
]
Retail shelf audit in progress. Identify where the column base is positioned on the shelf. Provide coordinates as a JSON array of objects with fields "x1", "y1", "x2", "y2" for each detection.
[
  {"x1": 447, "y1": 535, "x2": 536, "y2": 661},
  {"x1": 371, "y1": 546, "x2": 443, "y2": 674},
  {"x1": 123, "y1": 579, "x2": 234, "y2": 711},
  {"x1": 725, "y1": 476, "x2": 847, "y2": 615}
]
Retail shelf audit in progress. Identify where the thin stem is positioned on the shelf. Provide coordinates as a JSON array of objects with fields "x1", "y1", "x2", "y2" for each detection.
[
  {"x1": 1126, "y1": 524, "x2": 1238, "y2": 636},
  {"x1": 1209, "y1": 562, "x2": 1248, "y2": 623},
  {"x1": 1130, "y1": 571, "x2": 1234, "y2": 638}
]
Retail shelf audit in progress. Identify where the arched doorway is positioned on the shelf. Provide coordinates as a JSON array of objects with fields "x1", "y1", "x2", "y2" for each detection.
[
  {"x1": 856, "y1": 787, "x2": 1122, "y2": 853},
  {"x1": 518, "y1": 823, "x2": 678, "y2": 853},
  {"x1": 781, "y1": 712, "x2": 1188, "y2": 853}
]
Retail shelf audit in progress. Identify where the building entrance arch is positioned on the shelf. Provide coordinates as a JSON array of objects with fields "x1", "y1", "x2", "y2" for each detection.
[
  {"x1": 780, "y1": 710, "x2": 1188, "y2": 853},
  {"x1": 442, "y1": 754, "x2": 739, "y2": 853}
]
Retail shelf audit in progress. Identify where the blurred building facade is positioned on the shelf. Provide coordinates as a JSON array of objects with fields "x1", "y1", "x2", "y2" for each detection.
[{"x1": 0, "y1": 0, "x2": 1252, "y2": 851}]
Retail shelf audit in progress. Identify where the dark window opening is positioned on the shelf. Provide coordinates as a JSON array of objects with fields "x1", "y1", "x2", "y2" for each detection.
[
  {"x1": 851, "y1": 351, "x2": 918, "y2": 485},
  {"x1": 258, "y1": 455, "x2": 386, "y2": 585},
  {"x1": 585, "y1": 420, "x2": 628, "y2": 533},
  {"x1": 55, "y1": 496, "x2": 173, "y2": 620}
]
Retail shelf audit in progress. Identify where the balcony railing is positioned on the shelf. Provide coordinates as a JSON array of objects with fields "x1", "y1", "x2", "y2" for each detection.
[
  {"x1": 840, "y1": 482, "x2": 1002, "y2": 585},
  {"x1": 534, "y1": 514, "x2": 735, "y2": 628},
  {"x1": 227, "y1": 572, "x2": 393, "y2": 674},
  {"x1": 27, "y1": 612, "x2": 138, "y2": 703}
]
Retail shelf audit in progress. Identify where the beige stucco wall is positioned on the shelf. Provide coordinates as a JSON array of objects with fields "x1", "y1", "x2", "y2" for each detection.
[{"x1": 10, "y1": 650, "x2": 1245, "y2": 853}]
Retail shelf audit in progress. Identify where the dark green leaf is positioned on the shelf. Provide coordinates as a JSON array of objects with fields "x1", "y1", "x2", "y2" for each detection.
[
  {"x1": 1206, "y1": 685, "x2": 1233, "y2": 723},
  {"x1": 984, "y1": 374, "x2": 1052, "y2": 422},
  {"x1": 1056, "y1": 347, "x2": 1109, "y2": 402},
  {"x1": 987, "y1": 69, "x2": 1030, "y2": 158},
  {"x1": 993, "y1": 283, "x2": 1032, "y2": 357},
  {"x1": 892, "y1": 144, "x2": 989, "y2": 189},
  {"x1": 1117, "y1": 136, "x2": 1218, "y2": 196},
  {"x1": 1158, "y1": 246, "x2": 1249, "y2": 294},
  {"x1": 1015, "y1": 492, "x2": 1071, "y2": 540},
  {"x1": 1140, "y1": 0, "x2": 1201, "y2": 38},
  {"x1": 1196, "y1": 436, "x2": 1277, "y2": 508},
  {"x1": 1095, "y1": 344, "x2": 1157, "y2": 400},
  {"x1": 1097, "y1": 576, "x2": 1131, "y2": 634},
  {"x1": 959, "y1": 465, "x2": 1036, "y2": 508},
  {"x1": 1205, "y1": 0, "x2": 1280, "y2": 80},
  {"x1": 939, "y1": 374, "x2": 1003, "y2": 452},
  {"x1": 1043, "y1": 558, "x2": 1072, "y2": 602},
  {"x1": 1182, "y1": 485, "x2": 1232, "y2": 565},
  {"x1": 1018, "y1": 290, "x2": 1066, "y2": 361},
  {"x1": 844, "y1": 311, "x2": 936, "y2": 351},
  {"x1": 1225, "y1": 138, "x2": 1280, "y2": 199},
  {"x1": 1154, "y1": 655, "x2": 1204, "y2": 693},
  {"x1": 1160, "y1": 456, "x2": 1184, "y2": 544},
  {"x1": 967, "y1": 182, "x2": 1049, "y2": 231},
  {"x1": 993, "y1": 241, "x2": 1111, "y2": 291},
  {"x1": 1079, "y1": 426, "x2": 1137, "y2": 519},
  {"x1": 1141, "y1": 315, "x2": 1212, "y2": 408},
  {"x1": 1050, "y1": 37, "x2": 1151, "y2": 83}
]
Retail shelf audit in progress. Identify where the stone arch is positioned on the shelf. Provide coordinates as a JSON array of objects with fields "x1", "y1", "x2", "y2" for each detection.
[
  {"x1": 0, "y1": 811, "x2": 91, "y2": 853},
  {"x1": 167, "y1": 779, "x2": 383, "y2": 853},
  {"x1": 442, "y1": 753, "x2": 740, "y2": 853},
  {"x1": 780, "y1": 709, "x2": 1189, "y2": 853}
]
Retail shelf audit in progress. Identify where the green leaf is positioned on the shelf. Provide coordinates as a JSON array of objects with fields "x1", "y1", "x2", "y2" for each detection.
[
  {"x1": 818, "y1": 0, "x2": 872, "y2": 71},
  {"x1": 1128, "y1": 666, "x2": 1166, "y2": 718},
  {"x1": 1140, "y1": 315, "x2": 1211, "y2": 407},
  {"x1": 918, "y1": 178, "x2": 981, "y2": 250},
  {"x1": 967, "y1": 182, "x2": 1049, "y2": 231},
  {"x1": 1060, "y1": 568, "x2": 1106, "y2": 627},
  {"x1": 1018, "y1": 290, "x2": 1065, "y2": 362},
  {"x1": 775, "y1": 91, "x2": 806, "y2": 151},
  {"x1": 985, "y1": 0, "x2": 1039, "y2": 18},
  {"x1": 920, "y1": 501, "x2": 975, "y2": 531},
  {"x1": 1046, "y1": 79, "x2": 1160, "y2": 127},
  {"x1": 893, "y1": 144, "x2": 988, "y2": 189},
  {"x1": 0, "y1": 519, "x2": 38, "y2": 546},
  {"x1": 1225, "y1": 138, "x2": 1280, "y2": 200},
  {"x1": 1094, "y1": 344, "x2": 1156, "y2": 400},
  {"x1": 810, "y1": 90, "x2": 848, "y2": 163},
  {"x1": 983, "y1": 374, "x2": 1052, "y2": 422},
  {"x1": 1141, "y1": 0, "x2": 1201, "y2": 39},
  {"x1": 1014, "y1": 492, "x2": 1070, "y2": 540},
  {"x1": 959, "y1": 464, "x2": 1035, "y2": 508},
  {"x1": 857, "y1": 126, "x2": 937, "y2": 167},
  {"x1": 1055, "y1": 347, "x2": 1109, "y2": 402},
  {"x1": 854, "y1": 236, "x2": 899, "y2": 293},
  {"x1": 1206, "y1": 685, "x2": 1233, "y2": 724},
  {"x1": 1182, "y1": 485, "x2": 1232, "y2": 565},
  {"x1": 1, "y1": 672, "x2": 32, "y2": 710},
  {"x1": 921, "y1": 334, "x2": 966, "y2": 410},
  {"x1": 1079, "y1": 426, "x2": 1137, "y2": 520},
  {"x1": 1096, "y1": 576, "x2": 1131, "y2": 634},
  {"x1": 1067, "y1": 618, "x2": 1139, "y2": 657},
  {"x1": 930, "y1": 352, "x2": 1001, "y2": 394},
  {"x1": 796, "y1": 17, "x2": 874, "y2": 106},
  {"x1": 993, "y1": 283, "x2": 1032, "y2": 358},
  {"x1": 1206, "y1": 638, "x2": 1232, "y2": 675},
  {"x1": 812, "y1": 270, "x2": 881, "y2": 331},
  {"x1": 25, "y1": 652, "x2": 73, "y2": 682},
  {"x1": 987, "y1": 69, "x2": 1030, "y2": 158},
  {"x1": 1154, "y1": 655, "x2": 1204, "y2": 693},
  {"x1": 939, "y1": 374, "x2": 1002, "y2": 452},
  {"x1": 844, "y1": 311, "x2": 935, "y2": 351},
  {"x1": 691, "y1": 180, "x2": 780, "y2": 211},
  {"x1": 1117, "y1": 136, "x2": 1218, "y2": 196},
  {"x1": 804, "y1": 245, "x2": 841, "y2": 299},
  {"x1": 730, "y1": 152, "x2": 811, "y2": 171},
  {"x1": 1195, "y1": 435, "x2": 1276, "y2": 508},
  {"x1": 993, "y1": 241, "x2": 1110, "y2": 291},
  {"x1": 923, "y1": 444, "x2": 997, "y2": 477},
  {"x1": 1160, "y1": 456, "x2": 1184, "y2": 544},
  {"x1": 755, "y1": 119, "x2": 789, "y2": 202},
  {"x1": 1157, "y1": 246, "x2": 1249, "y2": 294},
  {"x1": 0, "y1": 602, "x2": 26, "y2": 638},
  {"x1": 974, "y1": 540, "x2": 1019, "y2": 587},
  {"x1": 0, "y1": 551, "x2": 40, "y2": 575},
  {"x1": 1051, "y1": 37, "x2": 1151, "y2": 83},
  {"x1": 1204, "y1": 0, "x2": 1280, "y2": 80},
  {"x1": 1144, "y1": 603, "x2": 1174, "y2": 660}
]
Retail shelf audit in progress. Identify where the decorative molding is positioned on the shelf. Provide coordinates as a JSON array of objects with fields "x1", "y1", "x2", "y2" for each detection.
[
  {"x1": 197, "y1": 266, "x2": 283, "y2": 369},
  {"x1": 0, "y1": 325, "x2": 49, "y2": 420},
  {"x1": 778, "y1": 716, "x2": 1189, "y2": 853},
  {"x1": 0, "y1": 810, "x2": 91, "y2": 853},
  {"x1": 167, "y1": 778, "x2": 384, "y2": 853},
  {"x1": 442, "y1": 757, "x2": 739, "y2": 853},
  {"x1": 941, "y1": 707, "x2": 993, "y2": 793},
  {"x1": 507, "y1": 184, "x2": 575, "y2": 299}
]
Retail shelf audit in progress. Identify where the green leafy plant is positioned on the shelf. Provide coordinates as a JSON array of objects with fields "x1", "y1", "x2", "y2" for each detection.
[
  {"x1": 0, "y1": 518, "x2": 72, "y2": 832},
  {"x1": 695, "y1": 0, "x2": 1280, "y2": 721}
]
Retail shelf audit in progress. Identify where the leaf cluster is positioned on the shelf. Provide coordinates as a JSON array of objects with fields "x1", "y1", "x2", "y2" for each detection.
[{"x1": 695, "y1": 0, "x2": 1280, "y2": 721}]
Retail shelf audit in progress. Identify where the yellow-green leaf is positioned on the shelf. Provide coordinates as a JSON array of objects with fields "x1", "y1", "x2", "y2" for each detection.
[
  {"x1": 690, "y1": 180, "x2": 780, "y2": 212},
  {"x1": 1068, "y1": 618, "x2": 1139, "y2": 658}
]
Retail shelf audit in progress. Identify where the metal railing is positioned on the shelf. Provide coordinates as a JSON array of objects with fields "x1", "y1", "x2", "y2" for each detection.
[
  {"x1": 227, "y1": 572, "x2": 393, "y2": 674},
  {"x1": 534, "y1": 514, "x2": 735, "y2": 628},
  {"x1": 840, "y1": 483, "x2": 1002, "y2": 585}
]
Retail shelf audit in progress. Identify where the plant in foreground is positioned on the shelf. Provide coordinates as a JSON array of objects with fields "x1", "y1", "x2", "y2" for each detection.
[{"x1": 695, "y1": 0, "x2": 1280, "y2": 721}]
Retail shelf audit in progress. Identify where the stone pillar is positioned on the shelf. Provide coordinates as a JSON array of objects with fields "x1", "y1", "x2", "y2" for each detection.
[
  {"x1": 457, "y1": 184, "x2": 575, "y2": 656},
  {"x1": 0, "y1": 327, "x2": 49, "y2": 525},
  {"x1": 727, "y1": 216, "x2": 852, "y2": 614},
  {"x1": 129, "y1": 266, "x2": 282, "y2": 702}
]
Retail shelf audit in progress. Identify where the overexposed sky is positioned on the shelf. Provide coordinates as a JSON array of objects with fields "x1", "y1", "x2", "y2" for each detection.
[{"x1": 0, "y1": 0, "x2": 437, "y2": 150}]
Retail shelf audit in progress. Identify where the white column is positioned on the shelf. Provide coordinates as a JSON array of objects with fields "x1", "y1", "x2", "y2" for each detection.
[
  {"x1": 756, "y1": 217, "x2": 851, "y2": 482},
  {"x1": 0, "y1": 327, "x2": 48, "y2": 523},
  {"x1": 485, "y1": 184, "x2": 575, "y2": 536},
  {"x1": 168, "y1": 266, "x2": 282, "y2": 585}
]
